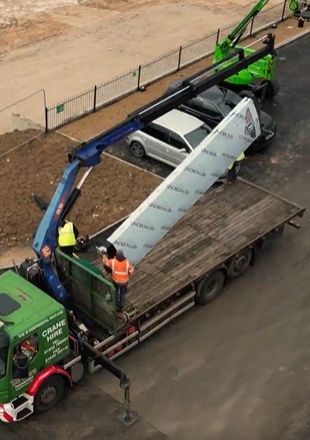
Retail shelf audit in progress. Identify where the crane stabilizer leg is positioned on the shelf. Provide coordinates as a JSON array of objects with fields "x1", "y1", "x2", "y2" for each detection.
[{"x1": 82, "y1": 340, "x2": 139, "y2": 427}]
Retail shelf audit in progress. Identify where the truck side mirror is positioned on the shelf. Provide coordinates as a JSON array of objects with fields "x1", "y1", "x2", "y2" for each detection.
[{"x1": 15, "y1": 353, "x2": 29, "y2": 379}]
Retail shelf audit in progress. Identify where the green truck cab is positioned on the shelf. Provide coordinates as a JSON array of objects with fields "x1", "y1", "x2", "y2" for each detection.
[{"x1": 0, "y1": 271, "x2": 70, "y2": 422}]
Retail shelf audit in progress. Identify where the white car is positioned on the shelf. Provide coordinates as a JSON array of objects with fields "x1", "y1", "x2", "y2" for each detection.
[{"x1": 126, "y1": 109, "x2": 243, "y2": 175}]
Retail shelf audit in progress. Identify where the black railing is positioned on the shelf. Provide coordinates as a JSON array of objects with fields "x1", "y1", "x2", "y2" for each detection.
[
  {"x1": 0, "y1": 0, "x2": 289, "y2": 139},
  {"x1": 45, "y1": 0, "x2": 290, "y2": 131}
]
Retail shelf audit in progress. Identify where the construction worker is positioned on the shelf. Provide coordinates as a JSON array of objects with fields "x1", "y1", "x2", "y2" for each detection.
[
  {"x1": 227, "y1": 152, "x2": 245, "y2": 184},
  {"x1": 58, "y1": 220, "x2": 79, "y2": 257},
  {"x1": 102, "y1": 249, "x2": 134, "y2": 311}
]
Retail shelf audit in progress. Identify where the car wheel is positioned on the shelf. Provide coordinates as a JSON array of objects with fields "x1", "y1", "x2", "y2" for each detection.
[{"x1": 130, "y1": 141, "x2": 145, "y2": 158}]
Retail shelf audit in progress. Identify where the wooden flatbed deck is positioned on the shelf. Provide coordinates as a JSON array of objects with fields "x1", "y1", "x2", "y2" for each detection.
[{"x1": 92, "y1": 178, "x2": 304, "y2": 315}]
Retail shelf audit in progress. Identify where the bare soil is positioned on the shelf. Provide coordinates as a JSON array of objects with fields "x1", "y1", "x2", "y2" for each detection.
[
  {"x1": 0, "y1": 131, "x2": 160, "y2": 255},
  {"x1": 0, "y1": 0, "x2": 292, "y2": 113}
]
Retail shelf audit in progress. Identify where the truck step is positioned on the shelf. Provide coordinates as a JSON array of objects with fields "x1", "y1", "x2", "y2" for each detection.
[
  {"x1": 10, "y1": 393, "x2": 34, "y2": 421},
  {"x1": 16, "y1": 407, "x2": 32, "y2": 421},
  {"x1": 12, "y1": 395, "x2": 28, "y2": 408}
]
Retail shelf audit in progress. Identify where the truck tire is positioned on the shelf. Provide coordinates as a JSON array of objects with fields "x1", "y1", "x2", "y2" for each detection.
[
  {"x1": 34, "y1": 375, "x2": 65, "y2": 414},
  {"x1": 264, "y1": 79, "x2": 280, "y2": 100},
  {"x1": 196, "y1": 270, "x2": 225, "y2": 305},
  {"x1": 238, "y1": 90, "x2": 261, "y2": 115},
  {"x1": 227, "y1": 249, "x2": 253, "y2": 278}
]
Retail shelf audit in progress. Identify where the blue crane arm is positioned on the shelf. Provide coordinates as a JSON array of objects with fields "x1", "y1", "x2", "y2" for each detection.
[
  {"x1": 33, "y1": 119, "x2": 144, "y2": 260},
  {"x1": 32, "y1": 120, "x2": 144, "y2": 302},
  {"x1": 32, "y1": 36, "x2": 276, "y2": 302},
  {"x1": 33, "y1": 160, "x2": 80, "y2": 259}
]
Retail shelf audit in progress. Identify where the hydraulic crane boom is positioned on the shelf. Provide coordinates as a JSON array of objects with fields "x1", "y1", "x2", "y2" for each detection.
[
  {"x1": 32, "y1": 35, "x2": 276, "y2": 303},
  {"x1": 216, "y1": 0, "x2": 270, "y2": 57}
]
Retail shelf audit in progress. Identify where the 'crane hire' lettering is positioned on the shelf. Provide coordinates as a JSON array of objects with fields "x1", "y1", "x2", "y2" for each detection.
[{"x1": 42, "y1": 319, "x2": 66, "y2": 342}]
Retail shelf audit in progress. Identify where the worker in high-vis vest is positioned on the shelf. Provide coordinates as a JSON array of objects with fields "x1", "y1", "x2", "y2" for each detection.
[
  {"x1": 102, "y1": 249, "x2": 134, "y2": 311},
  {"x1": 227, "y1": 152, "x2": 245, "y2": 183},
  {"x1": 58, "y1": 220, "x2": 79, "y2": 257}
]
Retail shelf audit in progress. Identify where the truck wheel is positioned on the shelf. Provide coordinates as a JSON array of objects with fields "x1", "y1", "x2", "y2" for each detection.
[
  {"x1": 227, "y1": 249, "x2": 253, "y2": 278},
  {"x1": 264, "y1": 79, "x2": 280, "y2": 99},
  {"x1": 34, "y1": 375, "x2": 65, "y2": 414},
  {"x1": 196, "y1": 270, "x2": 225, "y2": 305},
  {"x1": 238, "y1": 90, "x2": 261, "y2": 115}
]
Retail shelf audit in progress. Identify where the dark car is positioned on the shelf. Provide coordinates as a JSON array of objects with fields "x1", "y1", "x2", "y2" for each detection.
[{"x1": 167, "y1": 83, "x2": 277, "y2": 153}]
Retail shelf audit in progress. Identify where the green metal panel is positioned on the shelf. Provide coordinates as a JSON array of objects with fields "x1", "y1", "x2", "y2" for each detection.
[{"x1": 57, "y1": 251, "x2": 118, "y2": 334}]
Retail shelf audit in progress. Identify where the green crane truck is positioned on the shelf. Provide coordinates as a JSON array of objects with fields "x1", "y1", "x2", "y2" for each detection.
[
  {"x1": 213, "y1": 0, "x2": 280, "y2": 100},
  {"x1": 0, "y1": 178, "x2": 305, "y2": 422}
]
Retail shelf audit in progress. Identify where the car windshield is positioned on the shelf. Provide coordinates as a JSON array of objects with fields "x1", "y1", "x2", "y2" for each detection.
[
  {"x1": 220, "y1": 91, "x2": 242, "y2": 114},
  {"x1": 184, "y1": 124, "x2": 212, "y2": 149},
  {"x1": 0, "y1": 346, "x2": 9, "y2": 378},
  {"x1": 224, "y1": 101, "x2": 236, "y2": 112}
]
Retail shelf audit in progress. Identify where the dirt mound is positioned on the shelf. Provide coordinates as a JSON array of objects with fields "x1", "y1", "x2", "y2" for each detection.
[
  {"x1": 0, "y1": 130, "x2": 160, "y2": 254},
  {"x1": 0, "y1": 129, "x2": 40, "y2": 155}
]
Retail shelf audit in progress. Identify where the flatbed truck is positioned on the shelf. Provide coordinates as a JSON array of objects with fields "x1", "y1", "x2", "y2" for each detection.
[
  {"x1": 0, "y1": 177, "x2": 304, "y2": 422},
  {"x1": 75, "y1": 177, "x2": 305, "y2": 367}
]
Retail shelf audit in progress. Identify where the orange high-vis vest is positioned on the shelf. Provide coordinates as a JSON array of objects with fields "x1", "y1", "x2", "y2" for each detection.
[
  {"x1": 21, "y1": 340, "x2": 37, "y2": 356},
  {"x1": 103, "y1": 257, "x2": 134, "y2": 284}
]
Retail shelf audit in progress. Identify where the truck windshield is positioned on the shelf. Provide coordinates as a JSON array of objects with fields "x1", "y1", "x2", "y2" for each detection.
[
  {"x1": 185, "y1": 124, "x2": 212, "y2": 149},
  {"x1": 0, "y1": 347, "x2": 9, "y2": 378}
]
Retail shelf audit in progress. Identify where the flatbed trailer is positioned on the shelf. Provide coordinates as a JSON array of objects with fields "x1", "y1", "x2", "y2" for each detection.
[{"x1": 58, "y1": 177, "x2": 305, "y2": 371}]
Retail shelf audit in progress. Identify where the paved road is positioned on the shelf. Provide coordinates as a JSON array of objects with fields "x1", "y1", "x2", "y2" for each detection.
[
  {"x1": 1, "y1": 32, "x2": 310, "y2": 440},
  {"x1": 2, "y1": 378, "x2": 170, "y2": 440},
  {"x1": 89, "y1": 32, "x2": 310, "y2": 440}
]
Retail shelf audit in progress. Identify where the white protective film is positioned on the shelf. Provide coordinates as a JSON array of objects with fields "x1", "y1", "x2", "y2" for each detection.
[{"x1": 108, "y1": 98, "x2": 261, "y2": 266}]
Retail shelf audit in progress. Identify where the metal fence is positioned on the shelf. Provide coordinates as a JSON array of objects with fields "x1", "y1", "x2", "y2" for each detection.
[
  {"x1": 0, "y1": 90, "x2": 46, "y2": 158},
  {"x1": 46, "y1": 0, "x2": 291, "y2": 131}
]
